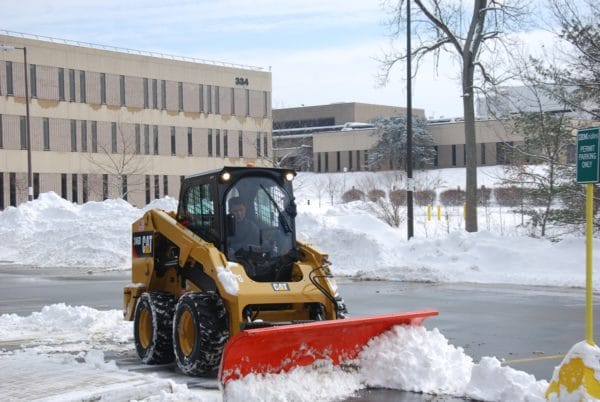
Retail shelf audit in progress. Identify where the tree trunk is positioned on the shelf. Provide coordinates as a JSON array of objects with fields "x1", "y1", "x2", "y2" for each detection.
[{"x1": 463, "y1": 63, "x2": 478, "y2": 232}]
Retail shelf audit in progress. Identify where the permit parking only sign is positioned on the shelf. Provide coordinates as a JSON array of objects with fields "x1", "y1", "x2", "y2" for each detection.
[{"x1": 577, "y1": 127, "x2": 600, "y2": 184}]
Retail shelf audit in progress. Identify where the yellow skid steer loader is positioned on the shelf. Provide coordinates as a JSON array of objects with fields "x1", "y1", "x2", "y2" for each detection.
[{"x1": 123, "y1": 166, "x2": 437, "y2": 384}]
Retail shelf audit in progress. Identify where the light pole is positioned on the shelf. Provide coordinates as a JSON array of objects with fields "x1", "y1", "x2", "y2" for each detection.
[{"x1": 0, "y1": 44, "x2": 32, "y2": 201}]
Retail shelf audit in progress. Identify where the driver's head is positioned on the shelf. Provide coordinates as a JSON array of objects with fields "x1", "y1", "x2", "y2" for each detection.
[{"x1": 228, "y1": 197, "x2": 246, "y2": 222}]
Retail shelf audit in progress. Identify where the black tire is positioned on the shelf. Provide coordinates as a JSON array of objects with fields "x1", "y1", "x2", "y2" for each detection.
[
  {"x1": 173, "y1": 291, "x2": 229, "y2": 376},
  {"x1": 134, "y1": 292, "x2": 176, "y2": 364}
]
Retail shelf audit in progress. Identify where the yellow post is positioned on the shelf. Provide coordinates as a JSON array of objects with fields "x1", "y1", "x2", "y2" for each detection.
[
  {"x1": 437, "y1": 205, "x2": 441, "y2": 221},
  {"x1": 586, "y1": 183, "x2": 594, "y2": 345},
  {"x1": 427, "y1": 205, "x2": 431, "y2": 221}
]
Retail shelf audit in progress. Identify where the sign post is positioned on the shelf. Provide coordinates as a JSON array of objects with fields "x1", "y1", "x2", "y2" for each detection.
[
  {"x1": 576, "y1": 127, "x2": 599, "y2": 345},
  {"x1": 547, "y1": 127, "x2": 600, "y2": 400}
]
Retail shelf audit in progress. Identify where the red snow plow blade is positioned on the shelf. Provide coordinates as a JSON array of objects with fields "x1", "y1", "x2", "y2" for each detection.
[{"x1": 218, "y1": 310, "x2": 438, "y2": 384}]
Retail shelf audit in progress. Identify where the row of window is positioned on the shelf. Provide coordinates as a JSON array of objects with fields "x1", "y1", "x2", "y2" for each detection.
[
  {"x1": 0, "y1": 172, "x2": 179, "y2": 209},
  {"x1": 0, "y1": 114, "x2": 270, "y2": 159},
  {"x1": 2, "y1": 61, "x2": 270, "y2": 118},
  {"x1": 316, "y1": 150, "x2": 368, "y2": 173}
]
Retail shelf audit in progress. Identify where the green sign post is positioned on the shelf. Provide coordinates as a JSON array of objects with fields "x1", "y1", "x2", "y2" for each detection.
[{"x1": 577, "y1": 127, "x2": 600, "y2": 184}]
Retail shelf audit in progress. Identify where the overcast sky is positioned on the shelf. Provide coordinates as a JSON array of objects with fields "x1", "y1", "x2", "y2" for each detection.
[{"x1": 1, "y1": 0, "x2": 555, "y2": 119}]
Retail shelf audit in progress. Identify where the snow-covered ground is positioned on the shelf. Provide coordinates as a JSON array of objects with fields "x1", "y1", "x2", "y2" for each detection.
[{"x1": 0, "y1": 167, "x2": 597, "y2": 401}]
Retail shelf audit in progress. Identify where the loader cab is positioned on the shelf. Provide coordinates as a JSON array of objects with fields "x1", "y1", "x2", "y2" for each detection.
[{"x1": 178, "y1": 167, "x2": 298, "y2": 282}]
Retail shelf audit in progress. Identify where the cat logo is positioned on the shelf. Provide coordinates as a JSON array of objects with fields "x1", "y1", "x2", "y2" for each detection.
[{"x1": 271, "y1": 283, "x2": 290, "y2": 291}]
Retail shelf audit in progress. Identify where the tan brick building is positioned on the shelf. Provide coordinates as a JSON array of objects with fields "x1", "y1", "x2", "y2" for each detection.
[
  {"x1": 0, "y1": 33, "x2": 272, "y2": 208},
  {"x1": 273, "y1": 103, "x2": 522, "y2": 172}
]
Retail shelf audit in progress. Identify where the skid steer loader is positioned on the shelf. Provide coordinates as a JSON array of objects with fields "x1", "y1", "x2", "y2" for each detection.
[{"x1": 123, "y1": 166, "x2": 437, "y2": 384}]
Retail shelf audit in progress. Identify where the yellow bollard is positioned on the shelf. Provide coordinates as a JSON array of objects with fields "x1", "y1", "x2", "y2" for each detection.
[
  {"x1": 427, "y1": 205, "x2": 431, "y2": 221},
  {"x1": 437, "y1": 205, "x2": 441, "y2": 221},
  {"x1": 463, "y1": 202, "x2": 466, "y2": 220}
]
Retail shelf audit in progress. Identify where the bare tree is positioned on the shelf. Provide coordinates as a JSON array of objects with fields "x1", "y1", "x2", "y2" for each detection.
[
  {"x1": 85, "y1": 123, "x2": 148, "y2": 200},
  {"x1": 379, "y1": 0, "x2": 529, "y2": 232},
  {"x1": 325, "y1": 175, "x2": 343, "y2": 206}
]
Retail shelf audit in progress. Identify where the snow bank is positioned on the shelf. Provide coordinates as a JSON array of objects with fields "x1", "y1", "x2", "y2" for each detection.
[
  {"x1": 225, "y1": 324, "x2": 547, "y2": 402},
  {"x1": 0, "y1": 184, "x2": 595, "y2": 288}
]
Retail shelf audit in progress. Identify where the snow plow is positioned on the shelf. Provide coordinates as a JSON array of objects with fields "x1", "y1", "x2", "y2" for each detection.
[{"x1": 123, "y1": 166, "x2": 437, "y2": 384}]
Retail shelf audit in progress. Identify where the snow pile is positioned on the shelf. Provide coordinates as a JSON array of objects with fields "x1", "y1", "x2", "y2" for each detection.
[
  {"x1": 0, "y1": 303, "x2": 131, "y2": 351},
  {"x1": 225, "y1": 324, "x2": 547, "y2": 402},
  {"x1": 0, "y1": 188, "x2": 595, "y2": 288},
  {"x1": 0, "y1": 192, "x2": 177, "y2": 269}
]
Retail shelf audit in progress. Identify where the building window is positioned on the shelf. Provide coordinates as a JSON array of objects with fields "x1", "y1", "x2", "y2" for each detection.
[
  {"x1": 238, "y1": 131, "x2": 243, "y2": 157},
  {"x1": 143, "y1": 78, "x2": 149, "y2": 109},
  {"x1": 208, "y1": 129, "x2": 213, "y2": 156},
  {"x1": 0, "y1": 172, "x2": 3, "y2": 209},
  {"x1": 245, "y1": 89, "x2": 250, "y2": 116},
  {"x1": 41, "y1": 117, "x2": 49, "y2": 151},
  {"x1": 153, "y1": 126, "x2": 159, "y2": 155},
  {"x1": 496, "y1": 142, "x2": 513, "y2": 164},
  {"x1": 122, "y1": 175, "x2": 128, "y2": 201},
  {"x1": 135, "y1": 124, "x2": 141, "y2": 155},
  {"x1": 161, "y1": 80, "x2": 166, "y2": 110},
  {"x1": 72, "y1": 174, "x2": 78, "y2": 203},
  {"x1": 567, "y1": 143, "x2": 576, "y2": 164},
  {"x1": 19, "y1": 116, "x2": 27, "y2": 149},
  {"x1": 317, "y1": 153, "x2": 322, "y2": 172},
  {"x1": 9, "y1": 172, "x2": 16, "y2": 207},
  {"x1": 187, "y1": 127, "x2": 193, "y2": 156},
  {"x1": 356, "y1": 150, "x2": 361, "y2": 171},
  {"x1": 178, "y1": 82, "x2": 183, "y2": 112},
  {"x1": 325, "y1": 153, "x2": 329, "y2": 172},
  {"x1": 111, "y1": 122, "x2": 117, "y2": 153},
  {"x1": 69, "y1": 69, "x2": 76, "y2": 102},
  {"x1": 33, "y1": 173, "x2": 40, "y2": 199},
  {"x1": 223, "y1": 130, "x2": 228, "y2": 157},
  {"x1": 102, "y1": 174, "x2": 108, "y2": 200},
  {"x1": 231, "y1": 88, "x2": 235, "y2": 115},
  {"x1": 154, "y1": 175, "x2": 160, "y2": 199},
  {"x1": 91, "y1": 121, "x2": 98, "y2": 153},
  {"x1": 119, "y1": 75, "x2": 126, "y2": 106},
  {"x1": 79, "y1": 70, "x2": 86, "y2": 103},
  {"x1": 144, "y1": 125, "x2": 150, "y2": 155},
  {"x1": 163, "y1": 176, "x2": 169, "y2": 196},
  {"x1": 207, "y1": 85, "x2": 212, "y2": 113},
  {"x1": 451, "y1": 145, "x2": 457, "y2": 166},
  {"x1": 82, "y1": 174, "x2": 88, "y2": 203},
  {"x1": 145, "y1": 175, "x2": 151, "y2": 205},
  {"x1": 0, "y1": 114, "x2": 3, "y2": 148},
  {"x1": 60, "y1": 174, "x2": 67, "y2": 200},
  {"x1": 30, "y1": 64, "x2": 37, "y2": 98},
  {"x1": 70, "y1": 119, "x2": 77, "y2": 152},
  {"x1": 199, "y1": 84, "x2": 204, "y2": 112},
  {"x1": 80, "y1": 120, "x2": 87, "y2": 152},
  {"x1": 216, "y1": 129, "x2": 221, "y2": 156},
  {"x1": 152, "y1": 79, "x2": 158, "y2": 109},
  {"x1": 170, "y1": 126, "x2": 176, "y2": 156},
  {"x1": 215, "y1": 86, "x2": 220, "y2": 115},
  {"x1": 6, "y1": 61, "x2": 13, "y2": 96},
  {"x1": 100, "y1": 73, "x2": 106, "y2": 104},
  {"x1": 348, "y1": 151, "x2": 353, "y2": 170},
  {"x1": 263, "y1": 91, "x2": 268, "y2": 117},
  {"x1": 263, "y1": 133, "x2": 268, "y2": 157},
  {"x1": 71, "y1": 120, "x2": 77, "y2": 152},
  {"x1": 58, "y1": 68, "x2": 65, "y2": 101},
  {"x1": 256, "y1": 133, "x2": 261, "y2": 157},
  {"x1": 480, "y1": 143, "x2": 486, "y2": 165},
  {"x1": 336, "y1": 152, "x2": 341, "y2": 172}
]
